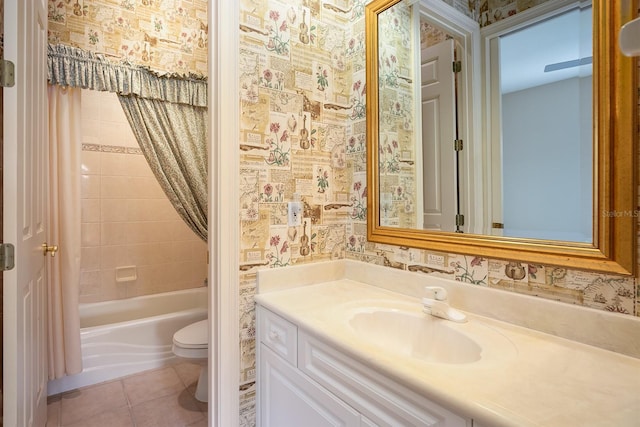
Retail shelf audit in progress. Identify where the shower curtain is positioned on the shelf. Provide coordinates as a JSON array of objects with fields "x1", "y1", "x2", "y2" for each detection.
[
  {"x1": 47, "y1": 84, "x2": 83, "y2": 379},
  {"x1": 119, "y1": 96, "x2": 208, "y2": 241}
]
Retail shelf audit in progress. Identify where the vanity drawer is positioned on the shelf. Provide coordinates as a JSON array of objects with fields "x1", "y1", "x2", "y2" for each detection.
[{"x1": 258, "y1": 306, "x2": 298, "y2": 365}]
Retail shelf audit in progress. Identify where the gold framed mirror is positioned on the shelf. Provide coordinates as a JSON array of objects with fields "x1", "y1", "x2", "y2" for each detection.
[{"x1": 366, "y1": 0, "x2": 637, "y2": 275}]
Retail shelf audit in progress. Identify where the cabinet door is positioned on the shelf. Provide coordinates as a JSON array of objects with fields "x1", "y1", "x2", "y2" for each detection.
[
  {"x1": 260, "y1": 344, "x2": 361, "y2": 427},
  {"x1": 298, "y1": 331, "x2": 470, "y2": 427}
]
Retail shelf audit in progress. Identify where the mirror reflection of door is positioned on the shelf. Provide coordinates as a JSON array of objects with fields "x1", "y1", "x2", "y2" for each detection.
[
  {"x1": 490, "y1": 4, "x2": 593, "y2": 242},
  {"x1": 420, "y1": 38, "x2": 458, "y2": 231}
]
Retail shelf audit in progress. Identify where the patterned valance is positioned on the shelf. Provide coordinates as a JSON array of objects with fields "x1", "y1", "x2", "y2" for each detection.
[{"x1": 47, "y1": 44, "x2": 207, "y2": 107}]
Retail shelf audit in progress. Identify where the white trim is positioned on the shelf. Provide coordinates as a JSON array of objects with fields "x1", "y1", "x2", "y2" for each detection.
[
  {"x1": 419, "y1": 0, "x2": 478, "y2": 30},
  {"x1": 480, "y1": 0, "x2": 591, "y2": 39},
  {"x1": 483, "y1": 36, "x2": 503, "y2": 236},
  {"x1": 3, "y1": 0, "x2": 19, "y2": 424},
  {"x1": 412, "y1": 6, "x2": 424, "y2": 229},
  {"x1": 209, "y1": 0, "x2": 240, "y2": 426}
]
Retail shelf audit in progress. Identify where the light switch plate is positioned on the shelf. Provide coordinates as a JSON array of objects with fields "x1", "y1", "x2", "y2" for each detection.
[{"x1": 288, "y1": 202, "x2": 303, "y2": 226}]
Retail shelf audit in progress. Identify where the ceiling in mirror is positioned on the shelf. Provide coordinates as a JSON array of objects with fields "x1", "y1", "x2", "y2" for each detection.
[
  {"x1": 365, "y1": 0, "x2": 637, "y2": 274},
  {"x1": 499, "y1": 6, "x2": 592, "y2": 93}
]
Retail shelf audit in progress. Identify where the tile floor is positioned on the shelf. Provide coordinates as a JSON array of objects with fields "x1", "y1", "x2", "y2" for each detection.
[{"x1": 46, "y1": 361, "x2": 208, "y2": 427}]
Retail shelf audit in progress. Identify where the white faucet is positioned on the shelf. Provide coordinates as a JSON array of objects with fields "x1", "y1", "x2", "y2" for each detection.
[{"x1": 422, "y1": 286, "x2": 467, "y2": 323}]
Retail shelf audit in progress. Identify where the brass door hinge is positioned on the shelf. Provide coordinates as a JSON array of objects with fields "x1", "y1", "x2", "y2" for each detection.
[
  {"x1": 0, "y1": 60, "x2": 16, "y2": 87},
  {"x1": 492, "y1": 222, "x2": 504, "y2": 229},
  {"x1": 455, "y1": 214, "x2": 465, "y2": 227},
  {"x1": 452, "y1": 61, "x2": 462, "y2": 73},
  {"x1": 454, "y1": 139, "x2": 463, "y2": 151}
]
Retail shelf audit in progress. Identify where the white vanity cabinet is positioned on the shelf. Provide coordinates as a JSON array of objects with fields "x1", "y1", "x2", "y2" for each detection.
[
  {"x1": 257, "y1": 305, "x2": 472, "y2": 427},
  {"x1": 258, "y1": 307, "x2": 361, "y2": 427}
]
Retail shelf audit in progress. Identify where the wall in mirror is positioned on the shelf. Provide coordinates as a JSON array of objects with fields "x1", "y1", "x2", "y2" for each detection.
[{"x1": 377, "y1": 1, "x2": 419, "y2": 229}]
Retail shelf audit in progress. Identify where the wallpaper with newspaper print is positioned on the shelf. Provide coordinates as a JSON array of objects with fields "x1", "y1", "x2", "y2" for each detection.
[
  {"x1": 47, "y1": 0, "x2": 208, "y2": 76},
  {"x1": 377, "y1": 1, "x2": 419, "y2": 229},
  {"x1": 237, "y1": 2, "x2": 367, "y2": 419},
  {"x1": 237, "y1": 0, "x2": 638, "y2": 424}
]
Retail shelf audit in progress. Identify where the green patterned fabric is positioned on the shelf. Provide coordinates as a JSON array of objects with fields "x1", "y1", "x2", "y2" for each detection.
[
  {"x1": 48, "y1": 43, "x2": 208, "y2": 240},
  {"x1": 119, "y1": 95, "x2": 208, "y2": 241},
  {"x1": 47, "y1": 44, "x2": 207, "y2": 106}
]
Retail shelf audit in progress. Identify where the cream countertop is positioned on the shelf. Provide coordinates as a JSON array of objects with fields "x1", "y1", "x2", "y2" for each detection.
[{"x1": 255, "y1": 261, "x2": 640, "y2": 427}]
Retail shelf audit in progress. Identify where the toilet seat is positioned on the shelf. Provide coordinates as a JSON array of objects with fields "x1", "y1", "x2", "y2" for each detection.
[{"x1": 173, "y1": 319, "x2": 208, "y2": 359}]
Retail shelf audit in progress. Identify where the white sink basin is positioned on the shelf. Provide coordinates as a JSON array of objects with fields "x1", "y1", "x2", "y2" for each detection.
[
  {"x1": 342, "y1": 303, "x2": 517, "y2": 366},
  {"x1": 350, "y1": 309, "x2": 481, "y2": 364}
]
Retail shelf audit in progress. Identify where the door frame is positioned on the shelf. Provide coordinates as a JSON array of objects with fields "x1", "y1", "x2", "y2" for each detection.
[
  {"x1": 0, "y1": 50, "x2": 4, "y2": 427},
  {"x1": 209, "y1": 1, "x2": 241, "y2": 426}
]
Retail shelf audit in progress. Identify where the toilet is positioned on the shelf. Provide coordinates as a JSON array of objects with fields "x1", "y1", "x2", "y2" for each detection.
[{"x1": 172, "y1": 319, "x2": 208, "y2": 402}]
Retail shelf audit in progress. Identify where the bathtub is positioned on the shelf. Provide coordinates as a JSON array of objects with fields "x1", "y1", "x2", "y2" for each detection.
[{"x1": 47, "y1": 287, "x2": 208, "y2": 395}]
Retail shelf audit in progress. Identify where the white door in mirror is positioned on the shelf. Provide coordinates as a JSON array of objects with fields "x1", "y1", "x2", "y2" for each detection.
[{"x1": 420, "y1": 39, "x2": 458, "y2": 232}]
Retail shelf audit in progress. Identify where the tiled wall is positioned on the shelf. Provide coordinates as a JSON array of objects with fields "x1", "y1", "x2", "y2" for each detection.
[{"x1": 79, "y1": 89, "x2": 207, "y2": 303}]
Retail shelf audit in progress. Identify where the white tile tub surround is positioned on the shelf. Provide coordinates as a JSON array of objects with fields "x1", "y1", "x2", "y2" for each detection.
[
  {"x1": 257, "y1": 259, "x2": 640, "y2": 359},
  {"x1": 79, "y1": 90, "x2": 208, "y2": 303},
  {"x1": 81, "y1": 89, "x2": 139, "y2": 149},
  {"x1": 256, "y1": 260, "x2": 640, "y2": 427}
]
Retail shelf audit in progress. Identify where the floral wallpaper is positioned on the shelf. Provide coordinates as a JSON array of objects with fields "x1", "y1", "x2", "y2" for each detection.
[
  {"x1": 237, "y1": 1, "x2": 367, "y2": 423},
  {"x1": 237, "y1": 0, "x2": 638, "y2": 424},
  {"x1": 47, "y1": 0, "x2": 208, "y2": 76},
  {"x1": 478, "y1": 0, "x2": 557, "y2": 27},
  {"x1": 377, "y1": 2, "x2": 418, "y2": 229},
  {"x1": 420, "y1": 19, "x2": 452, "y2": 49},
  {"x1": 438, "y1": 0, "x2": 561, "y2": 27}
]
